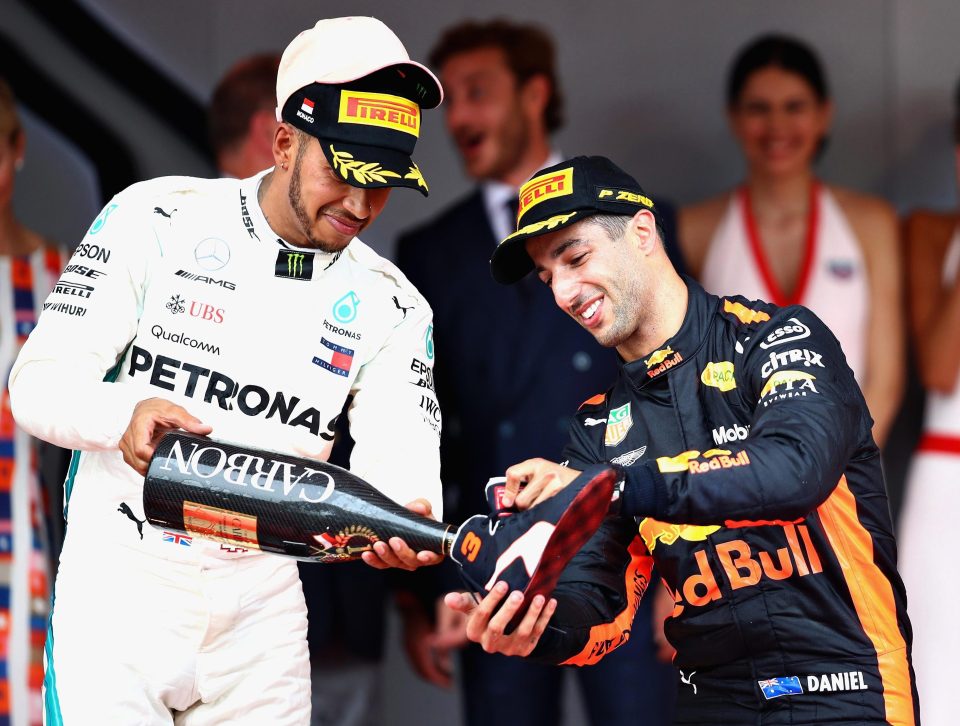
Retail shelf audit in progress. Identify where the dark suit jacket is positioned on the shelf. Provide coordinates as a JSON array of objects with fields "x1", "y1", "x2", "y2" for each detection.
[{"x1": 397, "y1": 189, "x2": 682, "y2": 524}]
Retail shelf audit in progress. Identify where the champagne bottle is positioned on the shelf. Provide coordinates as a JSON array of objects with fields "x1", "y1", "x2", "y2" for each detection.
[{"x1": 143, "y1": 431, "x2": 454, "y2": 562}]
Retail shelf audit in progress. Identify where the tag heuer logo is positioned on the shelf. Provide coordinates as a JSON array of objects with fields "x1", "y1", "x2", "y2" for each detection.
[
  {"x1": 604, "y1": 403, "x2": 633, "y2": 447},
  {"x1": 275, "y1": 249, "x2": 314, "y2": 280}
]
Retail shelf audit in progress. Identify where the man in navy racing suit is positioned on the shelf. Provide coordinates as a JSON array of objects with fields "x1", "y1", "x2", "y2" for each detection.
[{"x1": 447, "y1": 156, "x2": 920, "y2": 725}]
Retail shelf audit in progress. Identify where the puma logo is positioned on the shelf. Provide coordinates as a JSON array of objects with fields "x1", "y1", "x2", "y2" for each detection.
[
  {"x1": 392, "y1": 296, "x2": 414, "y2": 319},
  {"x1": 118, "y1": 502, "x2": 145, "y2": 540},
  {"x1": 153, "y1": 207, "x2": 177, "y2": 219},
  {"x1": 680, "y1": 670, "x2": 697, "y2": 695}
]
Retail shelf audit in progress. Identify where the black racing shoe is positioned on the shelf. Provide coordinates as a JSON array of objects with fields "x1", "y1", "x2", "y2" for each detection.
[{"x1": 450, "y1": 464, "x2": 618, "y2": 629}]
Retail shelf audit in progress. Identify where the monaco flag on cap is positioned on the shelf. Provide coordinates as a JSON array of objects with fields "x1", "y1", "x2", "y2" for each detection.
[{"x1": 301, "y1": 98, "x2": 315, "y2": 114}]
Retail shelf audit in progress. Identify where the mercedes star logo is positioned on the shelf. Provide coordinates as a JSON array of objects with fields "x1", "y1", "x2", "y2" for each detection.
[{"x1": 194, "y1": 238, "x2": 231, "y2": 271}]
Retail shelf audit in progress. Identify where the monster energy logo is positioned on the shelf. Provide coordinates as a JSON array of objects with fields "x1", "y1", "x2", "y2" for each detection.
[
  {"x1": 275, "y1": 249, "x2": 314, "y2": 280},
  {"x1": 288, "y1": 253, "x2": 304, "y2": 275}
]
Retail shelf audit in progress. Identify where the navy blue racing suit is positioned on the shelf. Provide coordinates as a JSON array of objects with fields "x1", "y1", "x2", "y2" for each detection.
[{"x1": 531, "y1": 280, "x2": 919, "y2": 726}]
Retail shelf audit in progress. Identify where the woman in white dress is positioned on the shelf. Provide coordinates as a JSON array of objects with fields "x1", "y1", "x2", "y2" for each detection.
[
  {"x1": 897, "y1": 84, "x2": 960, "y2": 723},
  {"x1": 679, "y1": 34, "x2": 903, "y2": 447}
]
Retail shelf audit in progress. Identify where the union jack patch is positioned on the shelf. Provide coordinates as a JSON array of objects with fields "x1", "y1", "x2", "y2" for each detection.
[{"x1": 162, "y1": 531, "x2": 192, "y2": 547}]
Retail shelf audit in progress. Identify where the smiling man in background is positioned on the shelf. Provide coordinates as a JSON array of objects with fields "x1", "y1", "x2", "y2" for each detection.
[{"x1": 396, "y1": 21, "x2": 676, "y2": 726}]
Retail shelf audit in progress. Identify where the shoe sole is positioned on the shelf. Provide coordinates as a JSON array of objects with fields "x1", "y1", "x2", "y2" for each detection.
[{"x1": 506, "y1": 467, "x2": 617, "y2": 631}]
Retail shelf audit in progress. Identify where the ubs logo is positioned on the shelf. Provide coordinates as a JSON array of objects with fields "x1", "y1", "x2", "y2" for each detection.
[
  {"x1": 194, "y1": 238, "x2": 231, "y2": 271},
  {"x1": 167, "y1": 295, "x2": 186, "y2": 314}
]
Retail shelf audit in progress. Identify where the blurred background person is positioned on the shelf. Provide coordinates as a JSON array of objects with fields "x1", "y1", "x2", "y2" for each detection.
[
  {"x1": 207, "y1": 53, "x2": 390, "y2": 726},
  {"x1": 679, "y1": 33, "x2": 903, "y2": 448},
  {"x1": 0, "y1": 75, "x2": 69, "y2": 726},
  {"x1": 396, "y1": 19, "x2": 676, "y2": 726},
  {"x1": 896, "y1": 76, "x2": 960, "y2": 726},
  {"x1": 208, "y1": 53, "x2": 281, "y2": 178}
]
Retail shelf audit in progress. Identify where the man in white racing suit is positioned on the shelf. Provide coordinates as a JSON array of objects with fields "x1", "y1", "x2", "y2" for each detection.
[{"x1": 8, "y1": 17, "x2": 445, "y2": 725}]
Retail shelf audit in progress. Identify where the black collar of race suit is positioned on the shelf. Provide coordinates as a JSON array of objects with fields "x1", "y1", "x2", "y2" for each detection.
[{"x1": 620, "y1": 276, "x2": 718, "y2": 389}]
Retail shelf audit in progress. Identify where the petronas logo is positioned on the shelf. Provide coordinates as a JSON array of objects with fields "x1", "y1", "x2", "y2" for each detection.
[
  {"x1": 425, "y1": 324, "x2": 434, "y2": 359},
  {"x1": 333, "y1": 291, "x2": 360, "y2": 323}
]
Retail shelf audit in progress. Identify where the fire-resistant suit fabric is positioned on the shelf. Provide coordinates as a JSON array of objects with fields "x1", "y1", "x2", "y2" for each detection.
[
  {"x1": 529, "y1": 280, "x2": 918, "y2": 726},
  {"x1": 8, "y1": 171, "x2": 442, "y2": 725}
]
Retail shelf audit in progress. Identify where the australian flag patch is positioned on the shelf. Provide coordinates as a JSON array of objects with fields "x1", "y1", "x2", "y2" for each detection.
[{"x1": 758, "y1": 676, "x2": 804, "y2": 700}]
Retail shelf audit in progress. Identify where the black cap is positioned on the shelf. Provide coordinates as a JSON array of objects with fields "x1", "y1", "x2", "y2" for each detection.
[
  {"x1": 281, "y1": 68, "x2": 431, "y2": 196},
  {"x1": 490, "y1": 156, "x2": 657, "y2": 284}
]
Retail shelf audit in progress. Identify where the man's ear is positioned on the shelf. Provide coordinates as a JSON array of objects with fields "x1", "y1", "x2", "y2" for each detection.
[
  {"x1": 274, "y1": 122, "x2": 296, "y2": 169},
  {"x1": 520, "y1": 74, "x2": 550, "y2": 121},
  {"x1": 630, "y1": 209, "x2": 659, "y2": 254}
]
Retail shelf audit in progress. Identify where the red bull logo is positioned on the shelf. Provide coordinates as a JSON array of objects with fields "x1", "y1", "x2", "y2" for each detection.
[
  {"x1": 639, "y1": 519, "x2": 721, "y2": 552},
  {"x1": 663, "y1": 523, "x2": 823, "y2": 616},
  {"x1": 655, "y1": 448, "x2": 745, "y2": 474},
  {"x1": 646, "y1": 351, "x2": 683, "y2": 378},
  {"x1": 688, "y1": 450, "x2": 750, "y2": 474},
  {"x1": 644, "y1": 346, "x2": 673, "y2": 368},
  {"x1": 517, "y1": 168, "x2": 573, "y2": 220},
  {"x1": 338, "y1": 91, "x2": 420, "y2": 136},
  {"x1": 656, "y1": 449, "x2": 702, "y2": 473}
]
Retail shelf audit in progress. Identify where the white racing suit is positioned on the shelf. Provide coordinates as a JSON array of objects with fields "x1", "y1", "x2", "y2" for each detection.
[{"x1": 9, "y1": 171, "x2": 442, "y2": 725}]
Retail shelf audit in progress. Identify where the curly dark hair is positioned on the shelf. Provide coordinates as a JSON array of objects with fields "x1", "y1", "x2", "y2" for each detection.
[
  {"x1": 208, "y1": 54, "x2": 281, "y2": 156},
  {"x1": 429, "y1": 19, "x2": 564, "y2": 133}
]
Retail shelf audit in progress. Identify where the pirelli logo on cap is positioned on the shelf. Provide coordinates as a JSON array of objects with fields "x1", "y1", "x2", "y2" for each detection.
[
  {"x1": 518, "y1": 167, "x2": 574, "y2": 221},
  {"x1": 597, "y1": 187, "x2": 654, "y2": 208},
  {"x1": 338, "y1": 91, "x2": 420, "y2": 136}
]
